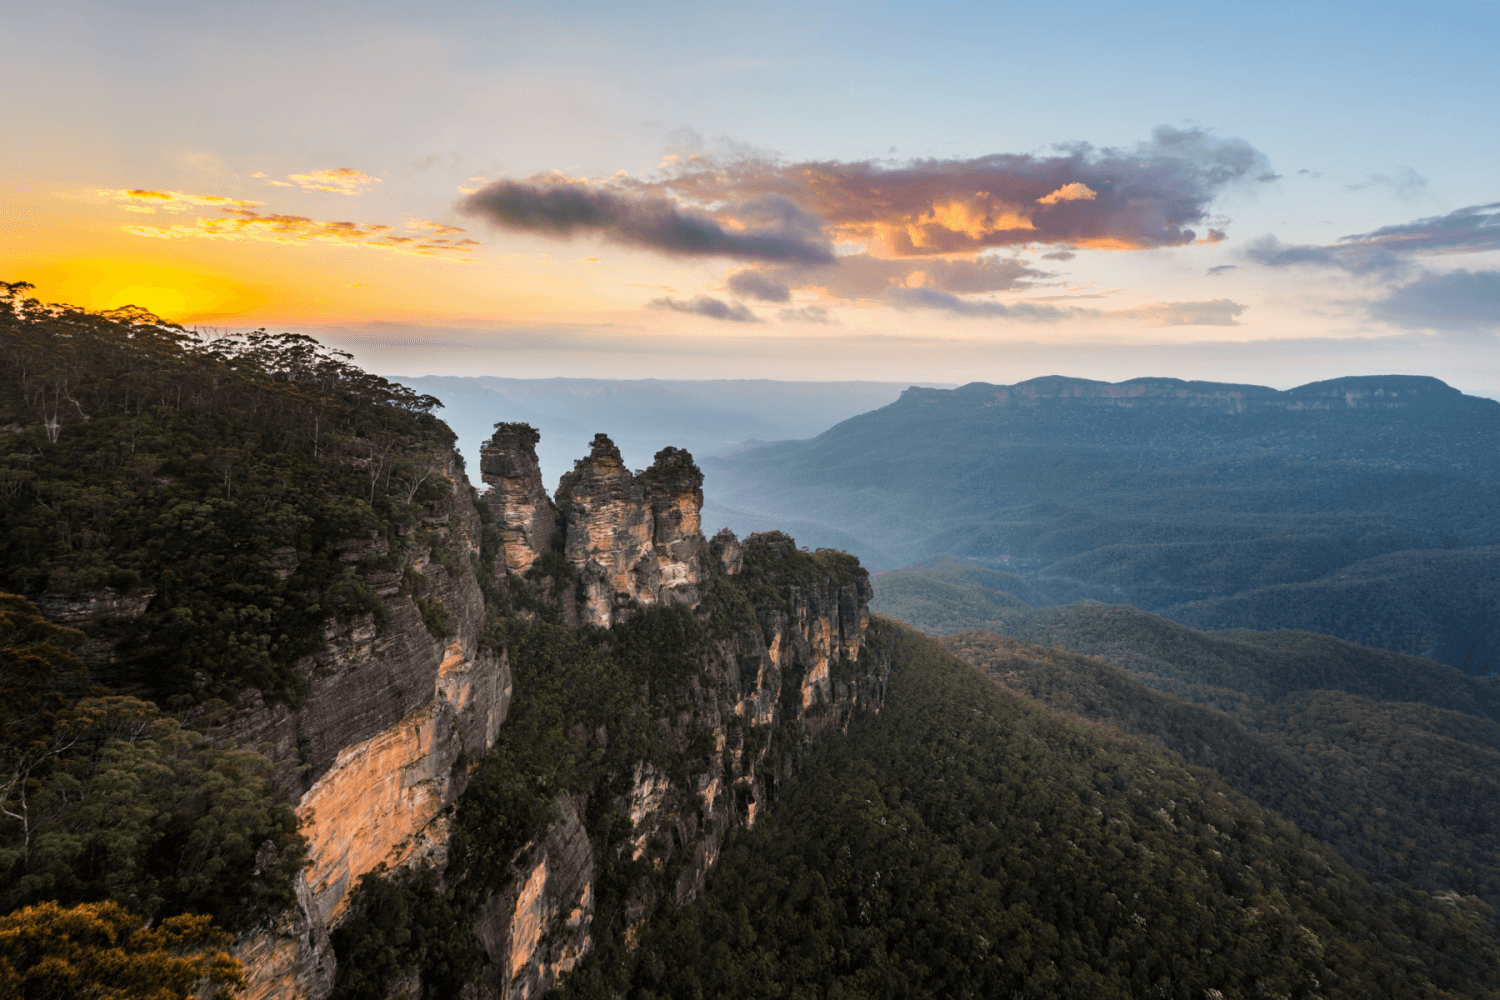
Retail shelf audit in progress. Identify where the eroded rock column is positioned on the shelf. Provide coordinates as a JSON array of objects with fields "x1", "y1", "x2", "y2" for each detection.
[{"x1": 481, "y1": 423, "x2": 560, "y2": 576}]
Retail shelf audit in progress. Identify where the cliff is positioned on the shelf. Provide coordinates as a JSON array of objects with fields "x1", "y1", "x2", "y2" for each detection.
[{"x1": 41, "y1": 424, "x2": 884, "y2": 999}]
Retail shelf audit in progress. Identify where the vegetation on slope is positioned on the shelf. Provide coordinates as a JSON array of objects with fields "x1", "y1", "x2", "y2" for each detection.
[
  {"x1": 941, "y1": 630, "x2": 1500, "y2": 926},
  {"x1": 620, "y1": 624, "x2": 1500, "y2": 999},
  {"x1": 0, "y1": 280, "x2": 454, "y2": 705}
]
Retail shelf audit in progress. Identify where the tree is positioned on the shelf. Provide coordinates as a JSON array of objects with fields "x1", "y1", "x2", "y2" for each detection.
[{"x1": 0, "y1": 899, "x2": 243, "y2": 1000}]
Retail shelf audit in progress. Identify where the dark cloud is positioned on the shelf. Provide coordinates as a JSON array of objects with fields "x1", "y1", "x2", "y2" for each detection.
[
  {"x1": 726, "y1": 269, "x2": 791, "y2": 302},
  {"x1": 1372, "y1": 269, "x2": 1500, "y2": 332},
  {"x1": 778, "y1": 305, "x2": 838, "y2": 324},
  {"x1": 648, "y1": 294, "x2": 762, "y2": 322},
  {"x1": 1207, "y1": 264, "x2": 1238, "y2": 275},
  {"x1": 1041, "y1": 250, "x2": 1076, "y2": 261},
  {"x1": 1245, "y1": 201, "x2": 1500, "y2": 273},
  {"x1": 458, "y1": 180, "x2": 835, "y2": 264}
]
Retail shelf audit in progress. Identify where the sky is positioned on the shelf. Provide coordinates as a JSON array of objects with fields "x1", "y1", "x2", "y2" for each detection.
[{"x1": 4, "y1": 0, "x2": 1499, "y2": 394}]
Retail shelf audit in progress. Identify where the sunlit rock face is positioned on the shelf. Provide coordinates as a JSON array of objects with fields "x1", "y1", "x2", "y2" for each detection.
[
  {"x1": 555, "y1": 435, "x2": 707, "y2": 627},
  {"x1": 481, "y1": 422, "x2": 560, "y2": 576},
  {"x1": 226, "y1": 455, "x2": 513, "y2": 1000}
]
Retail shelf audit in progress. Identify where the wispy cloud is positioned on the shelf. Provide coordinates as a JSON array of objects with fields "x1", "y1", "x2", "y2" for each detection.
[
  {"x1": 778, "y1": 305, "x2": 838, "y2": 324},
  {"x1": 648, "y1": 294, "x2": 762, "y2": 322},
  {"x1": 890, "y1": 286, "x2": 1245, "y2": 326},
  {"x1": 124, "y1": 208, "x2": 481, "y2": 259},
  {"x1": 1343, "y1": 167, "x2": 1428, "y2": 199},
  {"x1": 285, "y1": 168, "x2": 382, "y2": 195},
  {"x1": 726, "y1": 269, "x2": 791, "y2": 302},
  {"x1": 1245, "y1": 201, "x2": 1500, "y2": 273},
  {"x1": 100, "y1": 188, "x2": 262, "y2": 215}
]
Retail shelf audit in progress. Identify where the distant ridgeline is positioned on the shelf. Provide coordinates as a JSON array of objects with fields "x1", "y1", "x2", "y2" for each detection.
[
  {"x1": 5, "y1": 284, "x2": 1500, "y2": 998},
  {"x1": 707, "y1": 374, "x2": 1500, "y2": 674}
]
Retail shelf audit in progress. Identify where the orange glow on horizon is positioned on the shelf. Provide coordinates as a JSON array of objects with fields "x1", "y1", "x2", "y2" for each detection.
[{"x1": 21, "y1": 260, "x2": 268, "y2": 323}]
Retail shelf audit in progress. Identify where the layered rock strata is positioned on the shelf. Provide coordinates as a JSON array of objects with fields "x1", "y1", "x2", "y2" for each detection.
[{"x1": 223, "y1": 453, "x2": 513, "y2": 999}]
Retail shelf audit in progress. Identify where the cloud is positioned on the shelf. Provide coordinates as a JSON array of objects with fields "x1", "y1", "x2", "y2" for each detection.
[
  {"x1": 100, "y1": 189, "x2": 261, "y2": 214},
  {"x1": 1372, "y1": 269, "x2": 1500, "y2": 332},
  {"x1": 459, "y1": 125, "x2": 1271, "y2": 320},
  {"x1": 458, "y1": 178, "x2": 835, "y2": 264},
  {"x1": 1245, "y1": 201, "x2": 1500, "y2": 273},
  {"x1": 648, "y1": 295, "x2": 762, "y2": 322},
  {"x1": 286, "y1": 168, "x2": 382, "y2": 195},
  {"x1": 627, "y1": 125, "x2": 1271, "y2": 256},
  {"x1": 778, "y1": 305, "x2": 838, "y2": 324},
  {"x1": 1117, "y1": 298, "x2": 1246, "y2": 326},
  {"x1": 726, "y1": 269, "x2": 791, "y2": 302},
  {"x1": 123, "y1": 208, "x2": 482, "y2": 259},
  {"x1": 1036, "y1": 182, "x2": 1098, "y2": 206},
  {"x1": 1206, "y1": 264, "x2": 1237, "y2": 275},
  {"x1": 408, "y1": 219, "x2": 469, "y2": 236},
  {"x1": 770, "y1": 253, "x2": 1048, "y2": 301},
  {"x1": 888, "y1": 287, "x2": 1073, "y2": 320},
  {"x1": 1344, "y1": 167, "x2": 1428, "y2": 199},
  {"x1": 889, "y1": 287, "x2": 1245, "y2": 326}
]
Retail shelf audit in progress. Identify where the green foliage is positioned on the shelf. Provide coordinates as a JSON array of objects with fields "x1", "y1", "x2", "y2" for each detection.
[
  {"x1": 329, "y1": 864, "x2": 481, "y2": 1000},
  {"x1": 415, "y1": 595, "x2": 452, "y2": 638},
  {"x1": 0, "y1": 281, "x2": 456, "y2": 705},
  {"x1": 943, "y1": 629, "x2": 1500, "y2": 931},
  {"x1": 870, "y1": 558, "x2": 1034, "y2": 632},
  {"x1": 735, "y1": 531, "x2": 867, "y2": 613},
  {"x1": 624, "y1": 624, "x2": 1500, "y2": 999},
  {"x1": 1, "y1": 695, "x2": 306, "y2": 931},
  {"x1": 0, "y1": 591, "x2": 306, "y2": 931}
]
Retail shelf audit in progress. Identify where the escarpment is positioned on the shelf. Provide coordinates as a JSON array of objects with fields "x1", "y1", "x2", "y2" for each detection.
[{"x1": 42, "y1": 421, "x2": 884, "y2": 999}]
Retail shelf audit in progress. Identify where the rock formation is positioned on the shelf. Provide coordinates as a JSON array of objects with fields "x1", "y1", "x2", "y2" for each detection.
[
  {"x1": 480, "y1": 422, "x2": 560, "y2": 576},
  {"x1": 52, "y1": 426, "x2": 886, "y2": 1000}
]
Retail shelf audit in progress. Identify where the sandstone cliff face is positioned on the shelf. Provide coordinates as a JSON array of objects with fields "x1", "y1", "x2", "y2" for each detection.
[{"x1": 222, "y1": 452, "x2": 513, "y2": 1000}]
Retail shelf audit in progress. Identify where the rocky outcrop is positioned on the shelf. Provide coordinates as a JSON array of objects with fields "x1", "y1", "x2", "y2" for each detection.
[
  {"x1": 481, "y1": 422, "x2": 560, "y2": 576},
  {"x1": 554, "y1": 435, "x2": 707, "y2": 627}
]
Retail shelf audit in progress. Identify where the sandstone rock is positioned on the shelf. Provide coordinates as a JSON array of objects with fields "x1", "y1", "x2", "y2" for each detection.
[
  {"x1": 709, "y1": 528, "x2": 743, "y2": 575},
  {"x1": 480, "y1": 422, "x2": 560, "y2": 576},
  {"x1": 553, "y1": 435, "x2": 710, "y2": 627}
]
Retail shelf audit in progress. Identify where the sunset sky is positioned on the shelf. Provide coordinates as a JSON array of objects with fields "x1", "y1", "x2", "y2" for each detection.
[{"x1": 4, "y1": 1, "x2": 1498, "y2": 393}]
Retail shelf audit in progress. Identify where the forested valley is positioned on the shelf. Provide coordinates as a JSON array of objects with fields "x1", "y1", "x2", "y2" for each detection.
[{"x1": 4, "y1": 282, "x2": 1500, "y2": 999}]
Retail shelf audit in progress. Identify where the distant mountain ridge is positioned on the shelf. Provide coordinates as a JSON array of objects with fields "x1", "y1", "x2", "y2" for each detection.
[
  {"x1": 911, "y1": 373, "x2": 1474, "y2": 411},
  {"x1": 708, "y1": 374, "x2": 1500, "y2": 672}
]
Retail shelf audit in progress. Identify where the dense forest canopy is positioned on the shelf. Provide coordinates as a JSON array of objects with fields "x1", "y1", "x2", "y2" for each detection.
[
  {"x1": 0, "y1": 280, "x2": 455, "y2": 704},
  {"x1": 604, "y1": 625, "x2": 1500, "y2": 1000}
]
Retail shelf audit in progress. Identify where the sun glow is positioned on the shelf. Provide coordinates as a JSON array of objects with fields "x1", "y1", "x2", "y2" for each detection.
[{"x1": 24, "y1": 260, "x2": 266, "y2": 323}]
